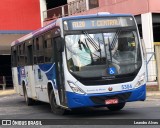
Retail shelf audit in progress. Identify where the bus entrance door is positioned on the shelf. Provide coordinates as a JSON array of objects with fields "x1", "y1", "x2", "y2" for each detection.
[
  {"x1": 27, "y1": 44, "x2": 37, "y2": 99},
  {"x1": 54, "y1": 37, "x2": 66, "y2": 106}
]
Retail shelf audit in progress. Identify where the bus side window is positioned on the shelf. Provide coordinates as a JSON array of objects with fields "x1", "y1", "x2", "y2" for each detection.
[
  {"x1": 36, "y1": 36, "x2": 44, "y2": 64},
  {"x1": 26, "y1": 40, "x2": 34, "y2": 65},
  {"x1": 17, "y1": 44, "x2": 24, "y2": 66},
  {"x1": 23, "y1": 43, "x2": 27, "y2": 64},
  {"x1": 19, "y1": 43, "x2": 26, "y2": 66},
  {"x1": 44, "y1": 38, "x2": 52, "y2": 63},
  {"x1": 33, "y1": 39, "x2": 37, "y2": 64},
  {"x1": 27, "y1": 45, "x2": 33, "y2": 65},
  {"x1": 17, "y1": 45, "x2": 20, "y2": 66},
  {"x1": 36, "y1": 38, "x2": 39, "y2": 50},
  {"x1": 11, "y1": 47, "x2": 17, "y2": 67},
  {"x1": 44, "y1": 32, "x2": 52, "y2": 63}
]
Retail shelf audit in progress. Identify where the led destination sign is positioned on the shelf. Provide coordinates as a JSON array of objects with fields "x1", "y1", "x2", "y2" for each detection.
[
  {"x1": 64, "y1": 17, "x2": 135, "y2": 30},
  {"x1": 72, "y1": 19, "x2": 119, "y2": 28}
]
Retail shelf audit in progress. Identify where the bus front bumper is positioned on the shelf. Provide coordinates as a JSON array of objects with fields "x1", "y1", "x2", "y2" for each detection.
[{"x1": 66, "y1": 84, "x2": 146, "y2": 109}]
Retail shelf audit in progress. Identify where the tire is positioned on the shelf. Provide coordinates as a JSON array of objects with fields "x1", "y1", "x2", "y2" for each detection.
[
  {"x1": 50, "y1": 90, "x2": 66, "y2": 115},
  {"x1": 23, "y1": 86, "x2": 34, "y2": 106},
  {"x1": 107, "y1": 102, "x2": 126, "y2": 111}
]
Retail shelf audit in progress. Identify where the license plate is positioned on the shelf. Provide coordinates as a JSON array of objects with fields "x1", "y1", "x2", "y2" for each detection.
[{"x1": 105, "y1": 99, "x2": 118, "y2": 105}]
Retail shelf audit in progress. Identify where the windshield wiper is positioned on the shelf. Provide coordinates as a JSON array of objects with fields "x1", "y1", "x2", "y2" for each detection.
[
  {"x1": 78, "y1": 38, "x2": 95, "y2": 63},
  {"x1": 108, "y1": 37, "x2": 112, "y2": 62},
  {"x1": 83, "y1": 31, "x2": 101, "y2": 52},
  {"x1": 110, "y1": 30, "x2": 121, "y2": 50}
]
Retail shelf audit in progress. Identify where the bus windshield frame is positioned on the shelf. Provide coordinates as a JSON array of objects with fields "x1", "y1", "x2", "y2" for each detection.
[{"x1": 64, "y1": 22, "x2": 142, "y2": 79}]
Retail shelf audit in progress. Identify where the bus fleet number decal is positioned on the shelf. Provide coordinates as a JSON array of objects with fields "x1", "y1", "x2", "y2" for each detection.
[{"x1": 122, "y1": 84, "x2": 133, "y2": 90}]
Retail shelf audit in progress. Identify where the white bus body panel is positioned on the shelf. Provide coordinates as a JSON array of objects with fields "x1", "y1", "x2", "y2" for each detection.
[
  {"x1": 25, "y1": 66, "x2": 37, "y2": 99},
  {"x1": 33, "y1": 65, "x2": 49, "y2": 103},
  {"x1": 12, "y1": 67, "x2": 20, "y2": 94}
]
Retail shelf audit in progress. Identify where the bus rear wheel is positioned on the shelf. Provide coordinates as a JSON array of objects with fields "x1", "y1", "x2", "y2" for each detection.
[
  {"x1": 107, "y1": 102, "x2": 126, "y2": 111},
  {"x1": 50, "y1": 90, "x2": 66, "y2": 115},
  {"x1": 23, "y1": 86, "x2": 34, "y2": 106}
]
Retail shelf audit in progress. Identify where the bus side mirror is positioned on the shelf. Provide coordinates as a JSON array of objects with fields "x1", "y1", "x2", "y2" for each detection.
[{"x1": 57, "y1": 37, "x2": 65, "y2": 52}]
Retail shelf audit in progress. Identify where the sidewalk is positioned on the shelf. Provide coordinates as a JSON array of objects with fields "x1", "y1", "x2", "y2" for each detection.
[
  {"x1": 0, "y1": 89, "x2": 160, "y2": 97},
  {"x1": 0, "y1": 89, "x2": 16, "y2": 96},
  {"x1": 146, "y1": 91, "x2": 160, "y2": 97}
]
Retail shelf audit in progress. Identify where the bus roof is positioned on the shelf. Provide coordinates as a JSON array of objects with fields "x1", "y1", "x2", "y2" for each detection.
[
  {"x1": 62, "y1": 13, "x2": 132, "y2": 21},
  {"x1": 11, "y1": 13, "x2": 133, "y2": 46},
  {"x1": 11, "y1": 19, "x2": 60, "y2": 46}
]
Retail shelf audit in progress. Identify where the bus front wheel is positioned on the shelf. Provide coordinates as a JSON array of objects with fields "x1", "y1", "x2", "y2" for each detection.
[
  {"x1": 107, "y1": 102, "x2": 126, "y2": 111},
  {"x1": 50, "y1": 90, "x2": 66, "y2": 115}
]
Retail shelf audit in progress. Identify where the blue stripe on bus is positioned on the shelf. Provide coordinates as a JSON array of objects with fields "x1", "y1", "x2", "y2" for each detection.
[
  {"x1": 17, "y1": 67, "x2": 21, "y2": 85},
  {"x1": 38, "y1": 63, "x2": 57, "y2": 89}
]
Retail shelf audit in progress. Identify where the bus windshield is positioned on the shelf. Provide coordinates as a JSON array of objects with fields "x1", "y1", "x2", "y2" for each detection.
[{"x1": 65, "y1": 29, "x2": 142, "y2": 78}]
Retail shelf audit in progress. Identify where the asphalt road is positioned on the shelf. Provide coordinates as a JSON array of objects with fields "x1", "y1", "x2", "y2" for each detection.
[{"x1": 0, "y1": 94, "x2": 160, "y2": 128}]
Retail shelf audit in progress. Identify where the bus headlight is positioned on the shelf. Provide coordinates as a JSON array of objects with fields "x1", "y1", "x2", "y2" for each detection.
[
  {"x1": 67, "y1": 81, "x2": 86, "y2": 94},
  {"x1": 135, "y1": 73, "x2": 146, "y2": 88}
]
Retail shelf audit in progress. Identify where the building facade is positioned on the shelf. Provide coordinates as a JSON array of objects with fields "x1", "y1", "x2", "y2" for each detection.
[
  {"x1": 0, "y1": 0, "x2": 47, "y2": 85},
  {"x1": 0, "y1": 0, "x2": 47, "y2": 54}
]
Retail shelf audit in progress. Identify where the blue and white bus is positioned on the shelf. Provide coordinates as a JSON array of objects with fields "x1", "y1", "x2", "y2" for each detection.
[{"x1": 11, "y1": 13, "x2": 146, "y2": 114}]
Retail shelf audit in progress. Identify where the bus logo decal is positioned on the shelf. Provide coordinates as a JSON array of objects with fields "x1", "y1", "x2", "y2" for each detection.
[{"x1": 108, "y1": 87, "x2": 113, "y2": 91}]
